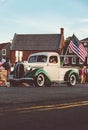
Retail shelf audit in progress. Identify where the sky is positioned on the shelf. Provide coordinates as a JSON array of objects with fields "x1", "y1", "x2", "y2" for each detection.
[{"x1": 0, "y1": 0, "x2": 88, "y2": 43}]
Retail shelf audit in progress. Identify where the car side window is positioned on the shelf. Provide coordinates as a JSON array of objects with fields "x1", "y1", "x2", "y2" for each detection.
[
  {"x1": 28, "y1": 56, "x2": 37, "y2": 63},
  {"x1": 49, "y1": 56, "x2": 58, "y2": 63},
  {"x1": 37, "y1": 55, "x2": 47, "y2": 62}
]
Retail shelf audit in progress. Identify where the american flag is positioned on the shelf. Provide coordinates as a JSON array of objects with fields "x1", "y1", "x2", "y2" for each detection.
[{"x1": 69, "y1": 34, "x2": 87, "y2": 62}]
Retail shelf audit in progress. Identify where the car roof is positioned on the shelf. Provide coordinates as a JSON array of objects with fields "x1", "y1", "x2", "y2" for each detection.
[{"x1": 29, "y1": 52, "x2": 59, "y2": 57}]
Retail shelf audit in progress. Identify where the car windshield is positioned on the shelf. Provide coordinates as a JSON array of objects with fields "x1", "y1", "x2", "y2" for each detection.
[{"x1": 28, "y1": 55, "x2": 47, "y2": 63}]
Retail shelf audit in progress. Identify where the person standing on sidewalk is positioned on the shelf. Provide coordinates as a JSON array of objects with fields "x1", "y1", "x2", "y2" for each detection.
[
  {"x1": 3, "y1": 58, "x2": 11, "y2": 76},
  {"x1": 79, "y1": 66, "x2": 86, "y2": 84},
  {"x1": 0, "y1": 58, "x2": 4, "y2": 70},
  {"x1": 2, "y1": 56, "x2": 6, "y2": 64},
  {"x1": 85, "y1": 66, "x2": 88, "y2": 83}
]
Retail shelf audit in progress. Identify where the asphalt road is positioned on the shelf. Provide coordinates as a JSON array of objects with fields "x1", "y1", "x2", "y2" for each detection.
[
  {"x1": 0, "y1": 84, "x2": 88, "y2": 106},
  {"x1": 0, "y1": 84, "x2": 88, "y2": 130},
  {"x1": 1, "y1": 105, "x2": 88, "y2": 130}
]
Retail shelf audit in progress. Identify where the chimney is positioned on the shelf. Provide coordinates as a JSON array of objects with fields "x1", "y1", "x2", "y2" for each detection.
[
  {"x1": 60, "y1": 28, "x2": 65, "y2": 50},
  {"x1": 60, "y1": 28, "x2": 64, "y2": 35}
]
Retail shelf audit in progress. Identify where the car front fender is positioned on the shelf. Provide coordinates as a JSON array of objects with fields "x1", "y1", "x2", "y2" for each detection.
[{"x1": 30, "y1": 68, "x2": 51, "y2": 83}]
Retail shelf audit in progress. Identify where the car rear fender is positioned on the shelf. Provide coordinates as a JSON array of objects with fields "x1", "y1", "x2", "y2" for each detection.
[{"x1": 64, "y1": 70, "x2": 79, "y2": 82}]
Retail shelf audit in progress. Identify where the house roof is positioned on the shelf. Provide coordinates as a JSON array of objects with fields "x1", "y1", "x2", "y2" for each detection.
[
  {"x1": 0, "y1": 42, "x2": 10, "y2": 49},
  {"x1": 11, "y1": 33, "x2": 62, "y2": 51},
  {"x1": 80, "y1": 37, "x2": 88, "y2": 42}
]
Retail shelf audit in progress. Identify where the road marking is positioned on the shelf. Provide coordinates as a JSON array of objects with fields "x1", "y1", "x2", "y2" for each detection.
[{"x1": 1, "y1": 100, "x2": 88, "y2": 113}]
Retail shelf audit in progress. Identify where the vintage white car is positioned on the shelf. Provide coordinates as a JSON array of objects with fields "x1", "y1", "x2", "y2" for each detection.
[{"x1": 9, "y1": 52, "x2": 80, "y2": 87}]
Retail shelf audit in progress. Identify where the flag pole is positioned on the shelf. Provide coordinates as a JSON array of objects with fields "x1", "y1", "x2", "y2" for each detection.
[
  {"x1": 61, "y1": 35, "x2": 74, "y2": 66},
  {"x1": 61, "y1": 45, "x2": 69, "y2": 66}
]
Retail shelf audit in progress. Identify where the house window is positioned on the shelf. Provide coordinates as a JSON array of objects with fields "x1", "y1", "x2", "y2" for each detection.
[
  {"x1": 2, "y1": 49, "x2": 6, "y2": 55},
  {"x1": 68, "y1": 48, "x2": 72, "y2": 53},
  {"x1": 72, "y1": 57, "x2": 76, "y2": 64},
  {"x1": 79, "y1": 59, "x2": 83, "y2": 64},
  {"x1": 87, "y1": 58, "x2": 88, "y2": 65},
  {"x1": 64, "y1": 57, "x2": 69, "y2": 64},
  {"x1": 84, "y1": 42, "x2": 87, "y2": 46},
  {"x1": 85, "y1": 47, "x2": 88, "y2": 52},
  {"x1": 15, "y1": 51, "x2": 23, "y2": 62}
]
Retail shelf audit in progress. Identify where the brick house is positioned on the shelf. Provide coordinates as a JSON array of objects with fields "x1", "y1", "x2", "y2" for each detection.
[
  {"x1": 0, "y1": 42, "x2": 11, "y2": 60},
  {"x1": 10, "y1": 28, "x2": 65, "y2": 64}
]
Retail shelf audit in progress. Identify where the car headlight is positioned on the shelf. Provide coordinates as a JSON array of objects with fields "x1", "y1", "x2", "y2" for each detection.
[
  {"x1": 27, "y1": 66, "x2": 31, "y2": 71},
  {"x1": 11, "y1": 66, "x2": 14, "y2": 71}
]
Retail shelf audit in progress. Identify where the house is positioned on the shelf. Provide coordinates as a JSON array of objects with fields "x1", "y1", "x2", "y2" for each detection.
[
  {"x1": 0, "y1": 42, "x2": 11, "y2": 60},
  {"x1": 60, "y1": 36, "x2": 88, "y2": 66},
  {"x1": 10, "y1": 28, "x2": 65, "y2": 64}
]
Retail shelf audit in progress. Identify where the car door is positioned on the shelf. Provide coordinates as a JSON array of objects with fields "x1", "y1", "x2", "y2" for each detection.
[{"x1": 44, "y1": 56, "x2": 59, "y2": 81}]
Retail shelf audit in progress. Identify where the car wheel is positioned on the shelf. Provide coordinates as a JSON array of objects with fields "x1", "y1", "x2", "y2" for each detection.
[
  {"x1": 68, "y1": 74, "x2": 77, "y2": 86},
  {"x1": 35, "y1": 73, "x2": 45, "y2": 87}
]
